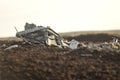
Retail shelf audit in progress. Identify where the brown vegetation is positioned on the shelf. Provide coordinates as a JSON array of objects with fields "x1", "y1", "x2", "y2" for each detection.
[
  {"x1": 0, "y1": 33, "x2": 120, "y2": 80},
  {"x1": 64, "y1": 33, "x2": 120, "y2": 42}
]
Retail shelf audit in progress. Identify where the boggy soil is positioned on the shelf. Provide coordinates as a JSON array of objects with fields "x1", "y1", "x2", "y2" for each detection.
[{"x1": 0, "y1": 40, "x2": 120, "y2": 80}]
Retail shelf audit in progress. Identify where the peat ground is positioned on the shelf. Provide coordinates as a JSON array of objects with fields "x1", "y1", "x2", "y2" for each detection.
[{"x1": 0, "y1": 34, "x2": 120, "y2": 80}]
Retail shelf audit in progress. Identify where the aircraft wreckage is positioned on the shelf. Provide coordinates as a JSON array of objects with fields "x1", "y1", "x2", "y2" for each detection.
[{"x1": 16, "y1": 23, "x2": 68, "y2": 47}]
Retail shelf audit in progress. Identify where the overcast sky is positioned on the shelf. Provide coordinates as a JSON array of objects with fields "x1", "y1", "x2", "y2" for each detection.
[{"x1": 0, "y1": 0, "x2": 120, "y2": 37}]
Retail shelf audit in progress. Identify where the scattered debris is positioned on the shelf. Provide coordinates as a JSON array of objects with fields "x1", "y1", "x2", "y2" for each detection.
[
  {"x1": 4, "y1": 45, "x2": 18, "y2": 50},
  {"x1": 1, "y1": 44, "x2": 6, "y2": 47},
  {"x1": 69, "y1": 39, "x2": 79, "y2": 49},
  {"x1": 79, "y1": 41, "x2": 120, "y2": 52},
  {"x1": 112, "y1": 37, "x2": 119, "y2": 44}
]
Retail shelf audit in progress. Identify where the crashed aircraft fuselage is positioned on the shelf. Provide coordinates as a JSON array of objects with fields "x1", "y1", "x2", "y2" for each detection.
[{"x1": 16, "y1": 23, "x2": 68, "y2": 47}]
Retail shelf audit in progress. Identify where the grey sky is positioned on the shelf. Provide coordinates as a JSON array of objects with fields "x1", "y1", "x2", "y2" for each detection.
[{"x1": 0, "y1": 0, "x2": 120, "y2": 37}]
